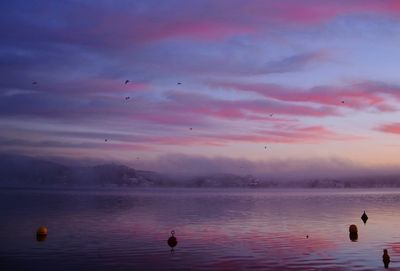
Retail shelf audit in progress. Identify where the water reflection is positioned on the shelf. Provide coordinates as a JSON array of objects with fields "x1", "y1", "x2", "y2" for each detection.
[
  {"x1": 349, "y1": 232, "x2": 358, "y2": 242},
  {"x1": 1, "y1": 188, "x2": 400, "y2": 270},
  {"x1": 36, "y1": 234, "x2": 47, "y2": 242}
]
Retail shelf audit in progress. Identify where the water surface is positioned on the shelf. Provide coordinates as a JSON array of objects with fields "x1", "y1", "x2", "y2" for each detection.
[{"x1": 1, "y1": 188, "x2": 399, "y2": 270}]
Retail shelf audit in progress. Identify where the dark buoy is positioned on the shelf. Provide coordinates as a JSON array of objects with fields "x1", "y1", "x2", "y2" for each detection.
[
  {"x1": 168, "y1": 230, "x2": 177, "y2": 248},
  {"x1": 36, "y1": 226, "x2": 48, "y2": 242},
  {"x1": 36, "y1": 234, "x2": 47, "y2": 242},
  {"x1": 383, "y1": 249, "x2": 390, "y2": 269},
  {"x1": 349, "y1": 224, "x2": 357, "y2": 233},
  {"x1": 306, "y1": 235, "x2": 309, "y2": 239},
  {"x1": 349, "y1": 224, "x2": 358, "y2": 242},
  {"x1": 361, "y1": 211, "x2": 368, "y2": 224}
]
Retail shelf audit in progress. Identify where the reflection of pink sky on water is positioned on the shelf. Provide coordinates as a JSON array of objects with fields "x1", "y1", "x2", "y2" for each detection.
[
  {"x1": 132, "y1": 225, "x2": 337, "y2": 253},
  {"x1": 3, "y1": 189, "x2": 400, "y2": 270},
  {"x1": 389, "y1": 243, "x2": 400, "y2": 255}
]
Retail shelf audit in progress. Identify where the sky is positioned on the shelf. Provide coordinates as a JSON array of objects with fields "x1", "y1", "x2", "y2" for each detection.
[{"x1": 1, "y1": 0, "x2": 400, "y2": 174}]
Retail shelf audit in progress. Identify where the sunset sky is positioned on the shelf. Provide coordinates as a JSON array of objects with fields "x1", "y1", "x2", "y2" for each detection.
[{"x1": 1, "y1": 0, "x2": 400, "y2": 172}]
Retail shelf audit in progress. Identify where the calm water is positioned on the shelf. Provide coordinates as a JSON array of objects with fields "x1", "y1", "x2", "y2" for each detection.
[{"x1": 1, "y1": 188, "x2": 400, "y2": 271}]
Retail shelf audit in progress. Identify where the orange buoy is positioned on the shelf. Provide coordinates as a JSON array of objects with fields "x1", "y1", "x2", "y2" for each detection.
[
  {"x1": 37, "y1": 226, "x2": 48, "y2": 236},
  {"x1": 36, "y1": 226, "x2": 48, "y2": 242}
]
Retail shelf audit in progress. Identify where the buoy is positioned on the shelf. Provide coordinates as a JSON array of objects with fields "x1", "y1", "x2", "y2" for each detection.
[
  {"x1": 168, "y1": 230, "x2": 177, "y2": 248},
  {"x1": 36, "y1": 226, "x2": 48, "y2": 242},
  {"x1": 349, "y1": 224, "x2": 357, "y2": 234},
  {"x1": 36, "y1": 234, "x2": 47, "y2": 242},
  {"x1": 383, "y1": 249, "x2": 390, "y2": 269},
  {"x1": 349, "y1": 224, "x2": 358, "y2": 242},
  {"x1": 37, "y1": 226, "x2": 48, "y2": 236},
  {"x1": 361, "y1": 211, "x2": 368, "y2": 224}
]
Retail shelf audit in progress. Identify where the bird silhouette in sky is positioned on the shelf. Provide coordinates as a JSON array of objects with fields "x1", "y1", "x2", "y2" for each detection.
[{"x1": 125, "y1": 80, "x2": 129, "y2": 84}]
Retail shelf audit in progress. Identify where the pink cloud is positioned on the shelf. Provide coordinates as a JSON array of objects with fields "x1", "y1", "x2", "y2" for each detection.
[
  {"x1": 209, "y1": 125, "x2": 363, "y2": 145},
  {"x1": 377, "y1": 123, "x2": 400, "y2": 135},
  {"x1": 117, "y1": 124, "x2": 361, "y2": 146},
  {"x1": 0, "y1": 122, "x2": 362, "y2": 157},
  {"x1": 161, "y1": 91, "x2": 339, "y2": 120},
  {"x1": 211, "y1": 81, "x2": 399, "y2": 112},
  {"x1": 14, "y1": 0, "x2": 400, "y2": 49}
]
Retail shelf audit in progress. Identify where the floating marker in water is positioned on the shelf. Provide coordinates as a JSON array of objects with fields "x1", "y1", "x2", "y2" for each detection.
[
  {"x1": 361, "y1": 211, "x2": 368, "y2": 224},
  {"x1": 37, "y1": 226, "x2": 48, "y2": 236},
  {"x1": 383, "y1": 249, "x2": 390, "y2": 269},
  {"x1": 349, "y1": 224, "x2": 357, "y2": 233},
  {"x1": 168, "y1": 230, "x2": 177, "y2": 248},
  {"x1": 349, "y1": 224, "x2": 358, "y2": 242},
  {"x1": 36, "y1": 226, "x2": 48, "y2": 242}
]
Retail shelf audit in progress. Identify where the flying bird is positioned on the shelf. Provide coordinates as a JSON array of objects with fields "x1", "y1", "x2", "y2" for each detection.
[{"x1": 125, "y1": 80, "x2": 129, "y2": 85}]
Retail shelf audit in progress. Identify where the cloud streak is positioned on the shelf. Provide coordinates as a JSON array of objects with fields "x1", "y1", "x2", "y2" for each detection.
[
  {"x1": 1, "y1": 1, "x2": 400, "y2": 166},
  {"x1": 211, "y1": 81, "x2": 400, "y2": 112},
  {"x1": 377, "y1": 123, "x2": 400, "y2": 135},
  {"x1": 3, "y1": 1, "x2": 400, "y2": 48}
]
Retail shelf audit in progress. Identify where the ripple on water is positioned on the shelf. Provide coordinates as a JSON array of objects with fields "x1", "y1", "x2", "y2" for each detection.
[{"x1": 1, "y1": 188, "x2": 400, "y2": 270}]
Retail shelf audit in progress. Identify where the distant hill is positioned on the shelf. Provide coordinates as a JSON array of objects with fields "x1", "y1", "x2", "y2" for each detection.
[
  {"x1": 0, "y1": 154, "x2": 163, "y2": 187},
  {"x1": 1, "y1": 154, "x2": 400, "y2": 188}
]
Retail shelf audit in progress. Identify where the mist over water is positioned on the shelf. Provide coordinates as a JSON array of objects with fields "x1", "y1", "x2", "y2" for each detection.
[
  {"x1": 138, "y1": 154, "x2": 399, "y2": 180},
  {"x1": 3, "y1": 153, "x2": 400, "y2": 189},
  {"x1": 1, "y1": 188, "x2": 400, "y2": 270}
]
